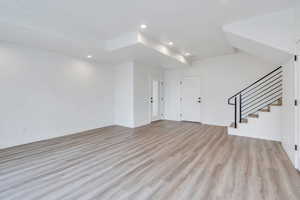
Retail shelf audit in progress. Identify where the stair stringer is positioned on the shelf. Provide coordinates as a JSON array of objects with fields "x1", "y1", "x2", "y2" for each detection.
[{"x1": 228, "y1": 106, "x2": 281, "y2": 141}]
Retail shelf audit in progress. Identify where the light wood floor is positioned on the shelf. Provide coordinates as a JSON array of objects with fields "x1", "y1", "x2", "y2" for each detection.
[{"x1": 0, "y1": 121, "x2": 300, "y2": 200}]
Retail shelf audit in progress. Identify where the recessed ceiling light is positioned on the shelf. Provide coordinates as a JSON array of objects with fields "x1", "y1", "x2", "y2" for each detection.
[
  {"x1": 168, "y1": 41, "x2": 174, "y2": 46},
  {"x1": 185, "y1": 52, "x2": 191, "y2": 56},
  {"x1": 87, "y1": 55, "x2": 93, "y2": 58},
  {"x1": 140, "y1": 24, "x2": 147, "y2": 29}
]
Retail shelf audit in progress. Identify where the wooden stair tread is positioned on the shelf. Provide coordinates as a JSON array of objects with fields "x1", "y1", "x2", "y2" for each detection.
[
  {"x1": 240, "y1": 118, "x2": 248, "y2": 123},
  {"x1": 271, "y1": 101, "x2": 282, "y2": 106},
  {"x1": 260, "y1": 109, "x2": 270, "y2": 112},
  {"x1": 271, "y1": 98, "x2": 282, "y2": 106},
  {"x1": 248, "y1": 114, "x2": 259, "y2": 118},
  {"x1": 229, "y1": 122, "x2": 237, "y2": 128},
  {"x1": 260, "y1": 106, "x2": 270, "y2": 112},
  {"x1": 270, "y1": 103, "x2": 282, "y2": 106}
]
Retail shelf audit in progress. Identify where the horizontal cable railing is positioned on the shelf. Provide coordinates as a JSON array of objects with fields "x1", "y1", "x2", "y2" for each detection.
[
  {"x1": 242, "y1": 94, "x2": 282, "y2": 117},
  {"x1": 228, "y1": 66, "x2": 283, "y2": 128},
  {"x1": 242, "y1": 80, "x2": 282, "y2": 104}
]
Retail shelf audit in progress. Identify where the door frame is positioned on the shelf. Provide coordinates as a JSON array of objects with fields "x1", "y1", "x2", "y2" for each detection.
[
  {"x1": 296, "y1": 53, "x2": 300, "y2": 170},
  {"x1": 180, "y1": 76, "x2": 201, "y2": 123},
  {"x1": 296, "y1": 3, "x2": 300, "y2": 170},
  {"x1": 149, "y1": 74, "x2": 162, "y2": 122}
]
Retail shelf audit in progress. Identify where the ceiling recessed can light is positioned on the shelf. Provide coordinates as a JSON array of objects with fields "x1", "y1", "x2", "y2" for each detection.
[
  {"x1": 140, "y1": 24, "x2": 147, "y2": 29},
  {"x1": 168, "y1": 41, "x2": 174, "y2": 46},
  {"x1": 185, "y1": 52, "x2": 191, "y2": 56},
  {"x1": 87, "y1": 55, "x2": 93, "y2": 58}
]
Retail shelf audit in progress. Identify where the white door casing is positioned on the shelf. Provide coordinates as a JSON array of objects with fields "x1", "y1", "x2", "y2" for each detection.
[
  {"x1": 282, "y1": 59, "x2": 297, "y2": 168},
  {"x1": 150, "y1": 75, "x2": 161, "y2": 122},
  {"x1": 181, "y1": 77, "x2": 201, "y2": 122},
  {"x1": 295, "y1": 3, "x2": 300, "y2": 170},
  {"x1": 297, "y1": 57, "x2": 300, "y2": 170},
  {"x1": 296, "y1": 53, "x2": 300, "y2": 170}
]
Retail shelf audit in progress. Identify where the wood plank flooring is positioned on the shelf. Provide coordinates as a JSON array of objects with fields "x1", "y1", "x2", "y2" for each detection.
[{"x1": 0, "y1": 121, "x2": 300, "y2": 200}]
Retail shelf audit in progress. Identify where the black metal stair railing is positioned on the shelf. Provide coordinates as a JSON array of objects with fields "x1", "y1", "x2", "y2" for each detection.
[{"x1": 228, "y1": 66, "x2": 283, "y2": 128}]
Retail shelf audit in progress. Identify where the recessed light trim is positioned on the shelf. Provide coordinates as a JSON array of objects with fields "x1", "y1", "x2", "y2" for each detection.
[
  {"x1": 140, "y1": 24, "x2": 147, "y2": 29},
  {"x1": 168, "y1": 41, "x2": 174, "y2": 46},
  {"x1": 87, "y1": 55, "x2": 93, "y2": 59},
  {"x1": 185, "y1": 52, "x2": 191, "y2": 56}
]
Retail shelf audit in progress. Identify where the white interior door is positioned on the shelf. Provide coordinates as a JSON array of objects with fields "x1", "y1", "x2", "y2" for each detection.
[
  {"x1": 295, "y1": 2, "x2": 300, "y2": 171},
  {"x1": 150, "y1": 77, "x2": 161, "y2": 122},
  {"x1": 295, "y1": 55, "x2": 299, "y2": 171},
  {"x1": 282, "y1": 58, "x2": 297, "y2": 168},
  {"x1": 297, "y1": 53, "x2": 300, "y2": 170},
  {"x1": 181, "y1": 77, "x2": 201, "y2": 122}
]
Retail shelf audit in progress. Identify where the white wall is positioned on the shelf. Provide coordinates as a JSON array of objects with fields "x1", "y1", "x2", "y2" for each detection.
[
  {"x1": 0, "y1": 44, "x2": 163, "y2": 149},
  {"x1": 281, "y1": 59, "x2": 297, "y2": 166},
  {"x1": 0, "y1": 43, "x2": 114, "y2": 149},
  {"x1": 224, "y1": 9, "x2": 294, "y2": 54},
  {"x1": 113, "y1": 62, "x2": 134, "y2": 128},
  {"x1": 296, "y1": 2, "x2": 300, "y2": 44},
  {"x1": 223, "y1": 9, "x2": 294, "y2": 65},
  {"x1": 164, "y1": 52, "x2": 274, "y2": 126},
  {"x1": 133, "y1": 62, "x2": 150, "y2": 127},
  {"x1": 229, "y1": 106, "x2": 282, "y2": 141},
  {"x1": 113, "y1": 61, "x2": 163, "y2": 128}
]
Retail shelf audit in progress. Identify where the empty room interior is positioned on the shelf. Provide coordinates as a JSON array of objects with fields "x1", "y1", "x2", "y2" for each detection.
[{"x1": 1, "y1": 0, "x2": 300, "y2": 199}]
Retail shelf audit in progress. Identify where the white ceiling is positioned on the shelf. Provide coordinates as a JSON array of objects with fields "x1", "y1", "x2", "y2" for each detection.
[
  {"x1": 0, "y1": 0, "x2": 296, "y2": 64},
  {"x1": 223, "y1": 9, "x2": 295, "y2": 65}
]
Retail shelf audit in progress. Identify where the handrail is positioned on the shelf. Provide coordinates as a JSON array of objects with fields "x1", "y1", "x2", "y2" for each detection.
[
  {"x1": 227, "y1": 66, "x2": 283, "y2": 128},
  {"x1": 228, "y1": 66, "x2": 282, "y2": 104}
]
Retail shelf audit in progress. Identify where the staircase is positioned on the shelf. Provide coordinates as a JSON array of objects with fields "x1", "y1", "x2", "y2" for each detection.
[{"x1": 227, "y1": 66, "x2": 283, "y2": 130}]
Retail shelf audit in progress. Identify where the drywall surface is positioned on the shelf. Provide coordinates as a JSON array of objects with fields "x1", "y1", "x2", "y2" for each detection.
[
  {"x1": 133, "y1": 61, "x2": 163, "y2": 127},
  {"x1": 164, "y1": 52, "x2": 274, "y2": 126},
  {"x1": 223, "y1": 9, "x2": 295, "y2": 65},
  {"x1": 113, "y1": 61, "x2": 163, "y2": 128},
  {"x1": 224, "y1": 9, "x2": 294, "y2": 54},
  {"x1": 228, "y1": 106, "x2": 282, "y2": 141},
  {"x1": 0, "y1": 43, "x2": 114, "y2": 149},
  {"x1": 281, "y1": 59, "x2": 297, "y2": 166},
  {"x1": 113, "y1": 62, "x2": 134, "y2": 128},
  {"x1": 296, "y1": 3, "x2": 300, "y2": 45}
]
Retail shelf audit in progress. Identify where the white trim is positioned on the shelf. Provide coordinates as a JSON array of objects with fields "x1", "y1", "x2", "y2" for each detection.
[{"x1": 295, "y1": 54, "x2": 300, "y2": 170}]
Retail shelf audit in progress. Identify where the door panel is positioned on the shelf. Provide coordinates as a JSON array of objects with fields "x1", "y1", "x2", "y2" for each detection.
[
  {"x1": 297, "y1": 59, "x2": 300, "y2": 170},
  {"x1": 150, "y1": 76, "x2": 161, "y2": 122},
  {"x1": 295, "y1": 2, "x2": 300, "y2": 170},
  {"x1": 297, "y1": 47, "x2": 300, "y2": 170},
  {"x1": 282, "y1": 59, "x2": 297, "y2": 167},
  {"x1": 181, "y1": 77, "x2": 201, "y2": 122}
]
